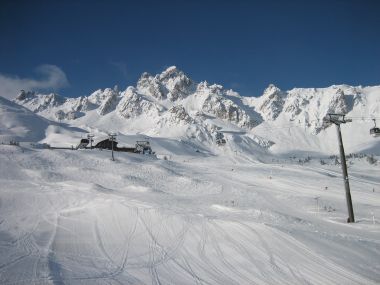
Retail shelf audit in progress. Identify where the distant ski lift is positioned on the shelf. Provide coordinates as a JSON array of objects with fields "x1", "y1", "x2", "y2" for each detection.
[{"x1": 370, "y1": 119, "x2": 380, "y2": 137}]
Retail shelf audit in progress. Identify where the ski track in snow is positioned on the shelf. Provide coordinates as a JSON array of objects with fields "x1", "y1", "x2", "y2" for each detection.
[{"x1": 0, "y1": 146, "x2": 379, "y2": 284}]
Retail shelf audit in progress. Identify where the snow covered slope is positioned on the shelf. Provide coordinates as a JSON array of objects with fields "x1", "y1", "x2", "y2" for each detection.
[
  {"x1": 0, "y1": 142, "x2": 379, "y2": 284},
  {"x1": 0, "y1": 96, "x2": 88, "y2": 147},
  {"x1": 0, "y1": 96, "x2": 50, "y2": 142},
  {"x1": 13, "y1": 67, "x2": 380, "y2": 155}
]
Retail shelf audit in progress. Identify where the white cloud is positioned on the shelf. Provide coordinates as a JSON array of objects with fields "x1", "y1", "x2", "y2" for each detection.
[{"x1": 0, "y1": 64, "x2": 69, "y2": 99}]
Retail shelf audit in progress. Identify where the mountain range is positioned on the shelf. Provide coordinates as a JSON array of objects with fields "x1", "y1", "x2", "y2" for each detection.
[{"x1": 3, "y1": 66, "x2": 380, "y2": 155}]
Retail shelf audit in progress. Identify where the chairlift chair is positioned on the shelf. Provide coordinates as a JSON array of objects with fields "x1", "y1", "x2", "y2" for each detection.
[{"x1": 370, "y1": 119, "x2": 380, "y2": 137}]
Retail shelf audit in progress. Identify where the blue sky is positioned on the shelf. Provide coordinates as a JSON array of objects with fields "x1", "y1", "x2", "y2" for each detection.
[{"x1": 0, "y1": 0, "x2": 379, "y2": 98}]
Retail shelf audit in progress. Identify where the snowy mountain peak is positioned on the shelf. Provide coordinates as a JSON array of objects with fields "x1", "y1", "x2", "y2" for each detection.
[
  {"x1": 159, "y1": 65, "x2": 181, "y2": 79},
  {"x1": 263, "y1": 84, "x2": 282, "y2": 96},
  {"x1": 158, "y1": 66, "x2": 194, "y2": 101},
  {"x1": 196, "y1": 81, "x2": 224, "y2": 96},
  {"x1": 117, "y1": 86, "x2": 162, "y2": 119},
  {"x1": 137, "y1": 66, "x2": 193, "y2": 101},
  {"x1": 95, "y1": 88, "x2": 120, "y2": 115},
  {"x1": 257, "y1": 84, "x2": 285, "y2": 120}
]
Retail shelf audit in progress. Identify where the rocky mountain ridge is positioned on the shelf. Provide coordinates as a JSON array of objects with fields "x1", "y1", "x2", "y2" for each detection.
[{"x1": 12, "y1": 66, "x2": 380, "y2": 153}]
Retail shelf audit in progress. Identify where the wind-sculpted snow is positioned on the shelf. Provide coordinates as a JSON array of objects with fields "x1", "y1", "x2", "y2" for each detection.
[{"x1": 0, "y1": 145, "x2": 379, "y2": 284}]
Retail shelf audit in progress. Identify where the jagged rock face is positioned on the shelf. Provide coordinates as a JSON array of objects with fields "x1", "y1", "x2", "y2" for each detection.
[
  {"x1": 353, "y1": 92, "x2": 365, "y2": 107},
  {"x1": 116, "y1": 87, "x2": 162, "y2": 119},
  {"x1": 97, "y1": 88, "x2": 120, "y2": 115},
  {"x1": 196, "y1": 81, "x2": 257, "y2": 129},
  {"x1": 70, "y1": 96, "x2": 95, "y2": 112},
  {"x1": 88, "y1": 89, "x2": 111, "y2": 105},
  {"x1": 137, "y1": 72, "x2": 167, "y2": 99},
  {"x1": 39, "y1": 94, "x2": 65, "y2": 111},
  {"x1": 284, "y1": 93, "x2": 310, "y2": 118},
  {"x1": 63, "y1": 96, "x2": 95, "y2": 113},
  {"x1": 15, "y1": 91, "x2": 65, "y2": 113},
  {"x1": 137, "y1": 66, "x2": 193, "y2": 101},
  {"x1": 281, "y1": 87, "x2": 350, "y2": 133},
  {"x1": 196, "y1": 82, "x2": 224, "y2": 96},
  {"x1": 202, "y1": 95, "x2": 256, "y2": 129},
  {"x1": 285, "y1": 88, "x2": 348, "y2": 119},
  {"x1": 168, "y1": 105, "x2": 194, "y2": 124},
  {"x1": 55, "y1": 110, "x2": 82, "y2": 120},
  {"x1": 159, "y1": 66, "x2": 194, "y2": 101},
  {"x1": 16, "y1": 90, "x2": 35, "y2": 101},
  {"x1": 258, "y1": 84, "x2": 285, "y2": 120},
  {"x1": 325, "y1": 89, "x2": 348, "y2": 114}
]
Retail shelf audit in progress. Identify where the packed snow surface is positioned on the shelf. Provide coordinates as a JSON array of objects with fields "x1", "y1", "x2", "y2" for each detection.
[{"x1": 0, "y1": 145, "x2": 379, "y2": 285}]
